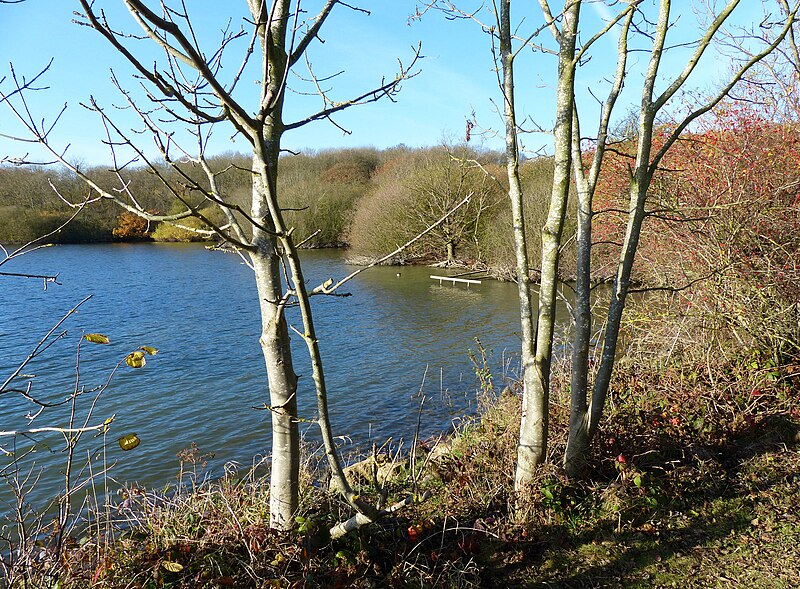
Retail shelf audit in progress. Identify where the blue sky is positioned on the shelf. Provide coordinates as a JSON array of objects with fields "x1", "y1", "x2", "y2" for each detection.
[{"x1": 0, "y1": 1, "x2": 779, "y2": 165}]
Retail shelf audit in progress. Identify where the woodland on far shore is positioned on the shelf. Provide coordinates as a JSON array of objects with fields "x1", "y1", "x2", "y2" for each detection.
[
  {"x1": 0, "y1": 144, "x2": 521, "y2": 260},
  {"x1": 2, "y1": 102, "x2": 798, "y2": 290}
]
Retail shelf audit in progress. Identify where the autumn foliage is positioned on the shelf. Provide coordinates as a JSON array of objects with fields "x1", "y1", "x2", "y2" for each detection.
[
  {"x1": 112, "y1": 211, "x2": 152, "y2": 240},
  {"x1": 592, "y1": 102, "x2": 800, "y2": 362}
]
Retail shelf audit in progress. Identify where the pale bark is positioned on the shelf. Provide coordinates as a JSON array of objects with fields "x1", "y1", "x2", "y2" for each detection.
[
  {"x1": 250, "y1": 212, "x2": 301, "y2": 528},
  {"x1": 328, "y1": 492, "x2": 428, "y2": 540},
  {"x1": 254, "y1": 267, "x2": 300, "y2": 528},
  {"x1": 563, "y1": 0, "x2": 798, "y2": 476},
  {"x1": 496, "y1": 0, "x2": 540, "y2": 490},
  {"x1": 446, "y1": 240, "x2": 456, "y2": 262},
  {"x1": 515, "y1": 0, "x2": 580, "y2": 489},
  {"x1": 248, "y1": 0, "x2": 304, "y2": 529}
]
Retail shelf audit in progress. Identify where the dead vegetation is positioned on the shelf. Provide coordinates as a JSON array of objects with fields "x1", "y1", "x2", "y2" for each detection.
[{"x1": 33, "y1": 346, "x2": 797, "y2": 588}]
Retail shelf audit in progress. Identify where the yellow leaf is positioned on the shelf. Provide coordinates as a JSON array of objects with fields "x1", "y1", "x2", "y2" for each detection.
[
  {"x1": 125, "y1": 351, "x2": 146, "y2": 368},
  {"x1": 140, "y1": 346, "x2": 158, "y2": 356},
  {"x1": 161, "y1": 561, "x2": 183, "y2": 573},
  {"x1": 101, "y1": 415, "x2": 115, "y2": 434},
  {"x1": 118, "y1": 433, "x2": 140, "y2": 451},
  {"x1": 84, "y1": 333, "x2": 110, "y2": 345}
]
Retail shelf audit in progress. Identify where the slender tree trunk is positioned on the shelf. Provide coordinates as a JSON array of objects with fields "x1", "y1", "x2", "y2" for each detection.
[
  {"x1": 250, "y1": 117, "x2": 302, "y2": 528},
  {"x1": 564, "y1": 5, "x2": 634, "y2": 477},
  {"x1": 563, "y1": 0, "x2": 664, "y2": 469},
  {"x1": 560, "y1": 0, "x2": 794, "y2": 474},
  {"x1": 586, "y1": 0, "x2": 760, "y2": 439},
  {"x1": 247, "y1": 0, "x2": 305, "y2": 531},
  {"x1": 497, "y1": 0, "x2": 540, "y2": 491},
  {"x1": 589, "y1": 129, "x2": 654, "y2": 440},
  {"x1": 564, "y1": 125, "x2": 593, "y2": 475},
  {"x1": 584, "y1": 0, "x2": 671, "y2": 446},
  {"x1": 515, "y1": 0, "x2": 581, "y2": 488},
  {"x1": 251, "y1": 239, "x2": 300, "y2": 530}
]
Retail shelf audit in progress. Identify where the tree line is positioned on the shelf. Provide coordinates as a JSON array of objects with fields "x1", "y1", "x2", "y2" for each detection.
[{"x1": 0, "y1": 146, "x2": 566, "y2": 273}]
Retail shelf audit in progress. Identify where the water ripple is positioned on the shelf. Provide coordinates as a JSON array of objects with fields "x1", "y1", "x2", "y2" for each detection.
[{"x1": 0, "y1": 244, "x2": 572, "y2": 510}]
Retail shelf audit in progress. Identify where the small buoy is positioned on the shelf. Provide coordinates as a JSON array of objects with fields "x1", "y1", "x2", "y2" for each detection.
[{"x1": 396, "y1": 272, "x2": 401, "y2": 277}]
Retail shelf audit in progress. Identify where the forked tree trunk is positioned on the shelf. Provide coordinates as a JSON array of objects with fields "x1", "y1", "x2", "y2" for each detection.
[
  {"x1": 564, "y1": 1, "x2": 667, "y2": 474},
  {"x1": 564, "y1": 5, "x2": 634, "y2": 477},
  {"x1": 562, "y1": 0, "x2": 795, "y2": 475},
  {"x1": 515, "y1": 0, "x2": 580, "y2": 489}
]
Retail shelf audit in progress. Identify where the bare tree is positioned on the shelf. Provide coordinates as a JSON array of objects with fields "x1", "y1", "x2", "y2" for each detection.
[
  {"x1": 421, "y1": 0, "x2": 576, "y2": 490},
  {"x1": 1, "y1": 0, "x2": 420, "y2": 530},
  {"x1": 423, "y1": 0, "x2": 797, "y2": 488},
  {"x1": 401, "y1": 146, "x2": 502, "y2": 263},
  {"x1": 563, "y1": 0, "x2": 799, "y2": 476},
  {"x1": 510, "y1": 0, "x2": 581, "y2": 488},
  {"x1": 423, "y1": 0, "x2": 582, "y2": 490},
  {"x1": 511, "y1": 0, "x2": 629, "y2": 489}
]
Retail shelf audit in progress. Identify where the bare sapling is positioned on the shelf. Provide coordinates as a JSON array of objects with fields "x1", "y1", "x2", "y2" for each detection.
[
  {"x1": 0, "y1": 0, "x2": 422, "y2": 531},
  {"x1": 0, "y1": 292, "x2": 158, "y2": 585},
  {"x1": 563, "y1": 0, "x2": 800, "y2": 476}
]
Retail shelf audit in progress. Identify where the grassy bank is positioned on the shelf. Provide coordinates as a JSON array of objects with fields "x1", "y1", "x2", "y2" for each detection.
[{"x1": 10, "y1": 337, "x2": 796, "y2": 588}]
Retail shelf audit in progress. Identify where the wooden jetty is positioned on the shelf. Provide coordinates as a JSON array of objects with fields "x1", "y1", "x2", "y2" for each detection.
[{"x1": 430, "y1": 269, "x2": 491, "y2": 287}]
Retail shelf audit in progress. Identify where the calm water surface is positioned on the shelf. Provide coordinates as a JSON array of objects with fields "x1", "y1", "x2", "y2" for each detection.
[{"x1": 0, "y1": 244, "x2": 571, "y2": 510}]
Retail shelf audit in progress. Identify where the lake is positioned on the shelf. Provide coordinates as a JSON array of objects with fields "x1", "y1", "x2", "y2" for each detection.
[{"x1": 0, "y1": 244, "x2": 573, "y2": 512}]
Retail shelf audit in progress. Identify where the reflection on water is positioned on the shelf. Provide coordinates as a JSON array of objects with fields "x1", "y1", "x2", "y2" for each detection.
[{"x1": 0, "y1": 244, "x2": 574, "y2": 510}]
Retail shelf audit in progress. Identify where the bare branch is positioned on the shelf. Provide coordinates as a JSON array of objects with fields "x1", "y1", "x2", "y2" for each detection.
[
  {"x1": 0, "y1": 296, "x2": 92, "y2": 398},
  {"x1": 0, "y1": 271, "x2": 60, "y2": 284},
  {"x1": 0, "y1": 418, "x2": 115, "y2": 438},
  {"x1": 284, "y1": 43, "x2": 422, "y2": 131},
  {"x1": 289, "y1": 0, "x2": 338, "y2": 67},
  {"x1": 76, "y1": 0, "x2": 255, "y2": 133},
  {"x1": 574, "y1": 1, "x2": 640, "y2": 65},
  {"x1": 651, "y1": 3, "x2": 800, "y2": 173},
  {"x1": 538, "y1": 0, "x2": 564, "y2": 43},
  {"x1": 329, "y1": 491, "x2": 430, "y2": 540},
  {"x1": 653, "y1": 0, "x2": 742, "y2": 111}
]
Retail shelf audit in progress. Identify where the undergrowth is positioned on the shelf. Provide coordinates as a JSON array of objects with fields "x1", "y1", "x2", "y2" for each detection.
[{"x1": 5, "y1": 330, "x2": 798, "y2": 588}]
